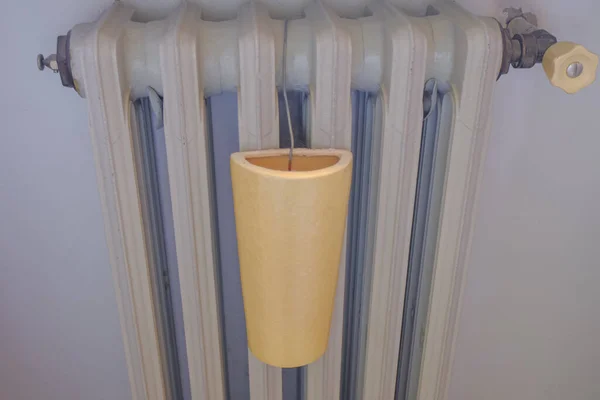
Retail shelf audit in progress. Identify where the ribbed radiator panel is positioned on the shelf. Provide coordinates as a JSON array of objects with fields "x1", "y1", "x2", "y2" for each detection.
[{"x1": 70, "y1": 2, "x2": 502, "y2": 399}]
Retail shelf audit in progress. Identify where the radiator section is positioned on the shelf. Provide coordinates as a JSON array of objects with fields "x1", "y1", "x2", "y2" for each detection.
[
  {"x1": 132, "y1": 98, "x2": 185, "y2": 400},
  {"x1": 64, "y1": 2, "x2": 504, "y2": 400},
  {"x1": 159, "y1": 4, "x2": 226, "y2": 399}
]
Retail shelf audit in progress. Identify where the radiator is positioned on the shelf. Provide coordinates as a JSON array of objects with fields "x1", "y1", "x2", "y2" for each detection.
[{"x1": 37, "y1": 2, "x2": 596, "y2": 400}]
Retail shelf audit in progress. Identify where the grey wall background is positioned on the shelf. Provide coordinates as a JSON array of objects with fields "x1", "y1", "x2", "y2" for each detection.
[
  {"x1": 449, "y1": 0, "x2": 600, "y2": 399},
  {"x1": 1, "y1": 0, "x2": 599, "y2": 399},
  {"x1": 0, "y1": 1, "x2": 131, "y2": 399}
]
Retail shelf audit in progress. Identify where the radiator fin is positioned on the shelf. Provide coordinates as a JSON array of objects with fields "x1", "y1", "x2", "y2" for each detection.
[{"x1": 159, "y1": 4, "x2": 226, "y2": 399}]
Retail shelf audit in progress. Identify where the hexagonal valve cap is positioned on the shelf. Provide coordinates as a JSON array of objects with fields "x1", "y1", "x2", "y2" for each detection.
[{"x1": 542, "y1": 41, "x2": 598, "y2": 94}]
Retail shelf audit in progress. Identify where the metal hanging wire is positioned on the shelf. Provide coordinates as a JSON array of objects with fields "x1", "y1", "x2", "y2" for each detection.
[{"x1": 282, "y1": 19, "x2": 295, "y2": 170}]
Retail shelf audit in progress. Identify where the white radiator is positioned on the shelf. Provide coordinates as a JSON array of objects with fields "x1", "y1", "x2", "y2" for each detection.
[{"x1": 50, "y1": 2, "x2": 505, "y2": 399}]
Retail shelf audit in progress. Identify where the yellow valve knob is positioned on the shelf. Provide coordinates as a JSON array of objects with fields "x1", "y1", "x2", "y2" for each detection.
[{"x1": 542, "y1": 41, "x2": 598, "y2": 94}]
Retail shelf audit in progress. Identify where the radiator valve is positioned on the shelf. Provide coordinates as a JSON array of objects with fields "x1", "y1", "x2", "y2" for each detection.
[
  {"x1": 36, "y1": 33, "x2": 74, "y2": 89},
  {"x1": 542, "y1": 42, "x2": 598, "y2": 94},
  {"x1": 498, "y1": 8, "x2": 598, "y2": 93}
]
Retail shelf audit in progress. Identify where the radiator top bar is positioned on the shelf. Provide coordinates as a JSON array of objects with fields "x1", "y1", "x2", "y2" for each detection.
[
  {"x1": 41, "y1": 4, "x2": 459, "y2": 99},
  {"x1": 39, "y1": 4, "x2": 597, "y2": 97}
]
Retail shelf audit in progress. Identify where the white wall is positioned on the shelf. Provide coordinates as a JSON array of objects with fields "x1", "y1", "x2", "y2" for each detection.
[
  {"x1": 2, "y1": 0, "x2": 599, "y2": 399},
  {"x1": 0, "y1": 1, "x2": 130, "y2": 399},
  {"x1": 449, "y1": 0, "x2": 600, "y2": 399}
]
